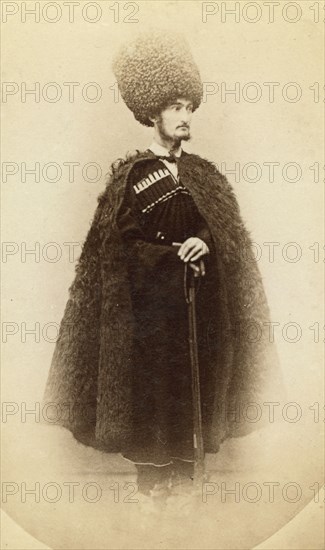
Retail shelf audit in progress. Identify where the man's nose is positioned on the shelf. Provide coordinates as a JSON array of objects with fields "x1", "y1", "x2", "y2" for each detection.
[{"x1": 181, "y1": 109, "x2": 191, "y2": 123}]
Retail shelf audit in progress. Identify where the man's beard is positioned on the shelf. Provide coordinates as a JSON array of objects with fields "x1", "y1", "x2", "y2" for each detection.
[{"x1": 156, "y1": 118, "x2": 191, "y2": 144}]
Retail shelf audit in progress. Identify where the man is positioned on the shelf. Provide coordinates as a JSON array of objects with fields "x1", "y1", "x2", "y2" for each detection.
[
  {"x1": 114, "y1": 96, "x2": 217, "y2": 492},
  {"x1": 43, "y1": 32, "x2": 283, "y2": 497}
]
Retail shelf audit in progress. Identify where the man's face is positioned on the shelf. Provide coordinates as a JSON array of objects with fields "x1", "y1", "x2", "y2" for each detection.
[{"x1": 154, "y1": 98, "x2": 193, "y2": 144}]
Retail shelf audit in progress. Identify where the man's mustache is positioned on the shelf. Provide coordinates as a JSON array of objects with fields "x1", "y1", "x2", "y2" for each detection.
[{"x1": 177, "y1": 124, "x2": 190, "y2": 129}]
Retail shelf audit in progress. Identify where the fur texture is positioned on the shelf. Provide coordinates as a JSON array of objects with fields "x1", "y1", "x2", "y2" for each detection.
[
  {"x1": 43, "y1": 150, "x2": 284, "y2": 452},
  {"x1": 112, "y1": 32, "x2": 203, "y2": 126}
]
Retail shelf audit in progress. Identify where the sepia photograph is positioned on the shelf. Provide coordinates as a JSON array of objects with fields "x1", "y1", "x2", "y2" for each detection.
[{"x1": 1, "y1": 1, "x2": 324, "y2": 548}]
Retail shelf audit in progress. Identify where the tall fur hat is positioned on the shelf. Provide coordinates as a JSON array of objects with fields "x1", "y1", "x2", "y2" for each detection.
[{"x1": 112, "y1": 31, "x2": 203, "y2": 127}]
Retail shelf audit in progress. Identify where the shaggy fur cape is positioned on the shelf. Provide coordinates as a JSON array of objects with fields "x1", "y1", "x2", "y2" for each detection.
[{"x1": 43, "y1": 150, "x2": 283, "y2": 452}]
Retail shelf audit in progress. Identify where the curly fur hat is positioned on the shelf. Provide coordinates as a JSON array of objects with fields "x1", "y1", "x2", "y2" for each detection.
[{"x1": 112, "y1": 32, "x2": 203, "y2": 126}]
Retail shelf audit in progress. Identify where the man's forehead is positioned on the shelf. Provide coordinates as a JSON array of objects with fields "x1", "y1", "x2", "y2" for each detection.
[{"x1": 167, "y1": 98, "x2": 193, "y2": 107}]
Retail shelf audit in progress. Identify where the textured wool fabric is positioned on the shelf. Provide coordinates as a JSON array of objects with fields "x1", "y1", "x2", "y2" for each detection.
[
  {"x1": 112, "y1": 32, "x2": 203, "y2": 126},
  {"x1": 43, "y1": 150, "x2": 284, "y2": 454}
]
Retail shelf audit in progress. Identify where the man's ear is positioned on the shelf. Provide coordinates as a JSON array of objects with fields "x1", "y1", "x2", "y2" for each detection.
[{"x1": 149, "y1": 115, "x2": 157, "y2": 124}]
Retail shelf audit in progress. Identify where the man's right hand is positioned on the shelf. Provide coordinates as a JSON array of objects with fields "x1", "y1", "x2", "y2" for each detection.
[
  {"x1": 172, "y1": 242, "x2": 206, "y2": 277},
  {"x1": 189, "y1": 259, "x2": 205, "y2": 277}
]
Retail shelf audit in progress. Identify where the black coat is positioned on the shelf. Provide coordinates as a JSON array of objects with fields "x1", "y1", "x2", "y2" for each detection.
[{"x1": 43, "y1": 150, "x2": 284, "y2": 454}]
